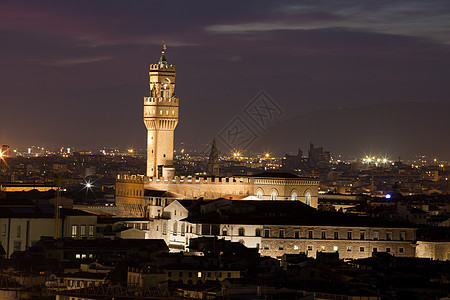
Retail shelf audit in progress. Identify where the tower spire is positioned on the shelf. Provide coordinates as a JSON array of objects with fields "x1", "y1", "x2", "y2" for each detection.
[
  {"x1": 159, "y1": 41, "x2": 167, "y2": 65},
  {"x1": 207, "y1": 138, "x2": 220, "y2": 176}
]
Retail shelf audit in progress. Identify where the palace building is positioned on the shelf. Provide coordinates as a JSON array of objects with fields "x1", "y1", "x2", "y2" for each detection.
[{"x1": 115, "y1": 47, "x2": 319, "y2": 217}]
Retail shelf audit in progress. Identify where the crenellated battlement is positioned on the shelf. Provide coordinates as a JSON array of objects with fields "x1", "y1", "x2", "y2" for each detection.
[
  {"x1": 150, "y1": 64, "x2": 175, "y2": 71},
  {"x1": 143, "y1": 96, "x2": 179, "y2": 105},
  {"x1": 117, "y1": 174, "x2": 251, "y2": 184},
  {"x1": 116, "y1": 174, "x2": 317, "y2": 186}
]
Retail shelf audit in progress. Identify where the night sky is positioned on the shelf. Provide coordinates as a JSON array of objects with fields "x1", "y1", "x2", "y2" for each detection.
[{"x1": 1, "y1": 1, "x2": 449, "y2": 159}]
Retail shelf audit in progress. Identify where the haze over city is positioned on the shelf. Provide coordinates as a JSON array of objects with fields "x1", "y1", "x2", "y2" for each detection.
[{"x1": 0, "y1": 1, "x2": 449, "y2": 160}]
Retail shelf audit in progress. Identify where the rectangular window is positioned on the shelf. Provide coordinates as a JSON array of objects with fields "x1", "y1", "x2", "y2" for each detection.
[
  {"x1": 222, "y1": 229, "x2": 228, "y2": 236},
  {"x1": 228, "y1": 272, "x2": 232, "y2": 277},
  {"x1": 294, "y1": 245, "x2": 299, "y2": 251},
  {"x1": 17, "y1": 225, "x2": 21, "y2": 238},
  {"x1": 387, "y1": 232, "x2": 392, "y2": 241},
  {"x1": 2, "y1": 224, "x2": 6, "y2": 236},
  {"x1": 279, "y1": 229, "x2": 285, "y2": 238},
  {"x1": 386, "y1": 247, "x2": 391, "y2": 253},
  {"x1": 279, "y1": 245, "x2": 284, "y2": 250},
  {"x1": 308, "y1": 230, "x2": 313, "y2": 239},
  {"x1": 321, "y1": 246, "x2": 326, "y2": 252},
  {"x1": 347, "y1": 246, "x2": 352, "y2": 252},
  {"x1": 80, "y1": 225, "x2": 86, "y2": 237},
  {"x1": 360, "y1": 247, "x2": 365, "y2": 252},
  {"x1": 400, "y1": 232, "x2": 405, "y2": 241},
  {"x1": 334, "y1": 231, "x2": 339, "y2": 240},
  {"x1": 294, "y1": 230, "x2": 300, "y2": 239},
  {"x1": 264, "y1": 229, "x2": 270, "y2": 238},
  {"x1": 264, "y1": 245, "x2": 269, "y2": 250},
  {"x1": 373, "y1": 231, "x2": 379, "y2": 240},
  {"x1": 360, "y1": 232, "x2": 365, "y2": 240},
  {"x1": 399, "y1": 247, "x2": 404, "y2": 253},
  {"x1": 333, "y1": 246, "x2": 339, "y2": 252},
  {"x1": 347, "y1": 231, "x2": 352, "y2": 240},
  {"x1": 373, "y1": 247, "x2": 378, "y2": 253},
  {"x1": 71, "y1": 225, "x2": 77, "y2": 238},
  {"x1": 88, "y1": 225, "x2": 94, "y2": 237},
  {"x1": 321, "y1": 231, "x2": 326, "y2": 239},
  {"x1": 14, "y1": 241, "x2": 21, "y2": 252},
  {"x1": 307, "y1": 245, "x2": 313, "y2": 252}
]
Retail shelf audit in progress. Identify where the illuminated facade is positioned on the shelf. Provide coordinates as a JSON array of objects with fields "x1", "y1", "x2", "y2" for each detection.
[{"x1": 144, "y1": 45, "x2": 179, "y2": 178}]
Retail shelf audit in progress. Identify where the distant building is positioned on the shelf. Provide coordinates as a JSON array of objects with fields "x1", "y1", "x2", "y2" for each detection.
[
  {"x1": 308, "y1": 142, "x2": 331, "y2": 168},
  {"x1": 282, "y1": 148, "x2": 304, "y2": 171}
]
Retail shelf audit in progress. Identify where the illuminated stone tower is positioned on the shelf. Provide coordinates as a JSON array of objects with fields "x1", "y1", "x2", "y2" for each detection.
[{"x1": 144, "y1": 45, "x2": 179, "y2": 178}]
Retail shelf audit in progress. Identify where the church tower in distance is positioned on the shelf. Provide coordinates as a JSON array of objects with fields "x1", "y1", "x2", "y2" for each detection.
[{"x1": 144, "y1": 44, "x2": 179, "y2": 178}]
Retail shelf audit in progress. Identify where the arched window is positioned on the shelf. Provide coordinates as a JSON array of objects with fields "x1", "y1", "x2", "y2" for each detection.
[
  {"x1": 305, "y1": 192, "x2": 311, "y2": 206},
  {"x1": 162, "y1": 222, "x2": 167, "y2": 235},
  {"x1": 181, "y1": 223, "x2": 185, "y2": 236},
  {"x1": 238, "y1": 228, "x2": 245, "y2": 236},
  {"x1": 271, "y1": 191, "x2": 277, "y2": 201},
  {"x1": 291, "y1": 192, "x2": 297, "y2": 201},
  {"x1": 256, "y1": 190, "x2": 263, "y2": 200},
  {"x1": 173, "y1": 221, "x2": 178, "y2": 235}
]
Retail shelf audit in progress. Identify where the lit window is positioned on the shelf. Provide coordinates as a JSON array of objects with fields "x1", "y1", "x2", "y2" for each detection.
[
  {"x1": 305, "y1": 192, "x2": 311, "y2": 205},
  {"x1": 72, "y1": 225, "x2": 78, "y2": 238},
  {"x1": 197, "y1": 272, "x2": 202, "y2": 278},
  {"x1": 271, "y1": 191, "x2": 277, "y2": 200},
  {"x1": 80, "y1": 225, "x2": 86, "y2": 237},
  {"x1": 333, "y1": 246, "x2": 339, "y2": 252},
  {"x1": 257, "y1": 190, "x2": 263, "y2": 200},
  {"x1": 294, "y1": 245, "x2": 299, "y2": 251},
  {"x1": 291, "y1": 192, "x2": 297, "y2": 201},
  {"x1": 321, "y1": 246, "x2": 326, "y2": 251}
]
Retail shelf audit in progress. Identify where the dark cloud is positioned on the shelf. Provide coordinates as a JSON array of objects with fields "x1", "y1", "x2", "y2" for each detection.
[{"x1": 0, "y1": 1, "x2": 449, "y2": 159}]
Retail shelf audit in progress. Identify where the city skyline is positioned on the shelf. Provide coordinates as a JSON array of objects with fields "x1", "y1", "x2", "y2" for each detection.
[{"x1": 1, "y1": 1, "x2": 450, "y2": 159}]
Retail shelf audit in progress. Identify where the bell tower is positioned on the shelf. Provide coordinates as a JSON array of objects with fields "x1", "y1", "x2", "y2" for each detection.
[{"x1": 144, "y1": 44, "x2": 179, "y2": 178}]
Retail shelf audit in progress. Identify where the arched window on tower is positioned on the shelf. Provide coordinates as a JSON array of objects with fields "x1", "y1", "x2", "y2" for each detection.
[
  {"x1": 271, "y1": 191, "x2": 277, "y2": 201},
  {"x1": 257, "y1": 190, "x2": 263, "y2": 200},
  {"x1": 291, "y1": 192, "x2": 297, "y2": 201},
  {"x1": 305, "y1": 192, "x2": 312, "y2": 206}
]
